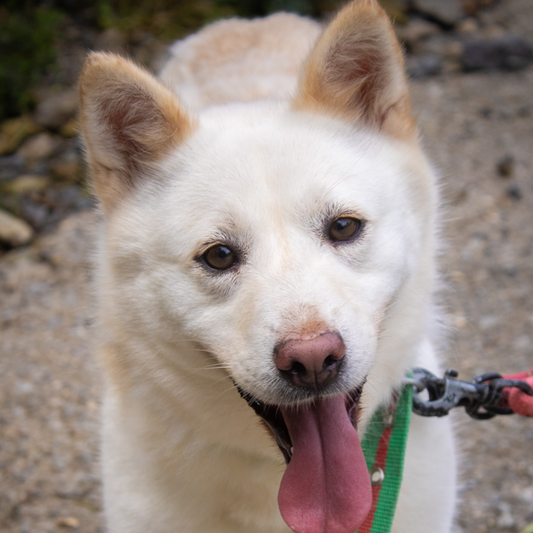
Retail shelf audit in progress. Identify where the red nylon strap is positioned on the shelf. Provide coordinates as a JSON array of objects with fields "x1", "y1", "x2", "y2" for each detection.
[
  {"x1": 502, "y1": 369, "x2": 533, "y2": 417},
  {"x1": 358, "y1": 425, "x2": 393, "y2": 532}
]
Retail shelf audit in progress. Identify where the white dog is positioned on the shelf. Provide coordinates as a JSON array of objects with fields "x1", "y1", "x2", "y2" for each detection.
[{"x1": 79, "y1": 0, "x2": 457, "y2": 531}]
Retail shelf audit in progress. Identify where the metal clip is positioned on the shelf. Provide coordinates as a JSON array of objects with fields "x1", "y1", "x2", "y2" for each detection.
[{"x1": 405, "y1": 368, "x2": 533, "y2": 419}]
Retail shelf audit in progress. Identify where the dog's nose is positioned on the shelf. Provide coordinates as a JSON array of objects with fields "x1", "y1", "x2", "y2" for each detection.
[{"x1": 274, "y1": 332, "x2": 345, "y2": 390}]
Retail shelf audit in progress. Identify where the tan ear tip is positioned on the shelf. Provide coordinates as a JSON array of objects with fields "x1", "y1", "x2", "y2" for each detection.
[
  {"x1": 82, "y1": 51, "x2": 123, "y2": 75},
  {"x1": 343, "y1": 0, "x2": 387, "y2": 16}
]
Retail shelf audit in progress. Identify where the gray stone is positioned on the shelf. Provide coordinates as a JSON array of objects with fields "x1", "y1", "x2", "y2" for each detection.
[
  {"x1": 0, "y1": 208, "x2": 34, "y2": 247},
  {"x1": 0, "y1": 154, "x2": 26, "y2": 182},
  {"x1": 34, "y1": 89, "x2": 79, "y2": 130},
  {"x1": 411, "y1": 0, "x2": 465, "y2": 25},
  {"x1": 462, "y1": 35, "x2": 533, "y2": 72},
  {"x1": 505, "y1": 183, "x2": 522, "y2": 201},
  {"x1": 496, "y1": 502, "x2": 516, "y2": 528},
  {"x1": 407, "y1": 54, "x2": 443, "y2": 79}
]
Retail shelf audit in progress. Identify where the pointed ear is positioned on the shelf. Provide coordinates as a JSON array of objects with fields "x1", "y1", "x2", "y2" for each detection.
[
  {"x1": 79, "y1": 52, "x2": 194, "y2": 212},
  {"x1": 292, "y1": 0, "x2": 414, "y2": 139}
]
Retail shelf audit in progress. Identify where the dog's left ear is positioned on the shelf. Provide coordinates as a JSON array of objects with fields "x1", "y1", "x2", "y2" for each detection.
[{"x1": 292, "y1": 0, "x2": 414, "y2": 139}]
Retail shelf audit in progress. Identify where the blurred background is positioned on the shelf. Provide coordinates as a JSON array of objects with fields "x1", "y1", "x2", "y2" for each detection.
[{"x1": 0, "y1": 1, "x2": 532, "y2": 532}]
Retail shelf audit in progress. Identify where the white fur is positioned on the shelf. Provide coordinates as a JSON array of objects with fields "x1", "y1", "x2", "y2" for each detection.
[{"x1": 86, "y1": 10, "x2": 457, "y2": 533}]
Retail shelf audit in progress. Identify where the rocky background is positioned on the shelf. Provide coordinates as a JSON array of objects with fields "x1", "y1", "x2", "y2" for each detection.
[{"x1": 0, "y1": 0, "x2": 532, "y2": 532}]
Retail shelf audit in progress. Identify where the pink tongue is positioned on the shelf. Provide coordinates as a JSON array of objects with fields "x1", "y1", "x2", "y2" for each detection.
[{"x1": 278, "y1": 395, "x2": 372, "y2": 533}]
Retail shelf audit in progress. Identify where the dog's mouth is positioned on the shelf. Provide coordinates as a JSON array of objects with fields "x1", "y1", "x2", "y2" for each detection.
[
  {"x1": 236, "y1": 385, "x2": 372, "y2": 533},
  {"x1": 237, "y1": 386, "x2": 363, "y2": 464}
]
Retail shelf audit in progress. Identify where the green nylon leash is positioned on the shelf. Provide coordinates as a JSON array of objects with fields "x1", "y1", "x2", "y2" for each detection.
[{"x1": 357, "y1": 384, "x2": 413, "y2": 533}]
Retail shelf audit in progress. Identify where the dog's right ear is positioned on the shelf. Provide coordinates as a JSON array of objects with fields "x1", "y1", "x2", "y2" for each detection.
[{"x1": 79, "y1": 52, "x2": 194, "y2": 213}]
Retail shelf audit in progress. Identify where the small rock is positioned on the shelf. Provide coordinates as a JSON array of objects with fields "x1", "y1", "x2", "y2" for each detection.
[
  {"x1": 17, "y1": 133, "x2": 62, "y2": 161},
  {"x1": 496, "y1": 502, "x2": 515, "y2": 529},
  {"x1": 411, "y1": 0, "x2": 465, "y2": 26},
  {"x1": 18, "y1": 198, "x2": 50, "y2": 229},
  {"x1": 1, "y1": 175, "x2": 50, "y2": 195},
  {"x1": 407, "y1": 54, "x2": 443, "y2": 78},
  {"x1": 0, "y1": 154, "x2": 26, "y2": 182},
  {"x1": 0, "y1": 116, "x2": 42, "y2": 156},
  {"x1": 396, "y1": 19, "x2": 441, "y2": 48},
  {"x1": 496, "y1": 155, "x2": 514, "y2": 178},
  {"x1": 0, "y1": 208, "x2": 34, "y2": 247},
  {"x1": 462, "y1": 35, "x2": 533, "y2": 72},
  {"x1": 56, "y1": 516, "x2": 80, "y2": 529},
  {"x1": 456, "y1": 18, "x2": 478, "y2": 34},
  {"x1": 35, "y1": 88, "x2": 79, "y2": 130},
  {"x1": 505, "y1": 184, "x2": 522, "y2": 201},
  {"x1": 478, "y1": 107, "x2": 493, "y2": 119}
]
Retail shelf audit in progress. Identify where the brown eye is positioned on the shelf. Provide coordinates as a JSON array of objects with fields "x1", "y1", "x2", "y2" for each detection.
[
  {"x1": 202, "y1": 244, "x2": 238, "y2": 270},
  {"x1": 329, "y1": 217, "x2": 362, "y2": 242}
]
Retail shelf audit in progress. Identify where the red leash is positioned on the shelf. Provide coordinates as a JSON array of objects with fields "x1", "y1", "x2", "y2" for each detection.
[{"x1": 502, "y1": 369, "x2": 533, "y2": 417}]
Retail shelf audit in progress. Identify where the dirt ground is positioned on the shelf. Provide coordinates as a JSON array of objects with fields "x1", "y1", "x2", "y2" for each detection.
[{"x1": 1, "y1": 2, "x2": 533, "y2": 533}]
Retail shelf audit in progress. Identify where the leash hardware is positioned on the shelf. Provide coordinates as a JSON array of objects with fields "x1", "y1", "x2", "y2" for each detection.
[{"x1": 406, "y1": 368, "x2": 533, "y2": 419}]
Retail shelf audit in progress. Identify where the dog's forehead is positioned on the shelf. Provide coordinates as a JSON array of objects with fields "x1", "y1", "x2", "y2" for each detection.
[{"x1": 163, "y1": 104, "x2": 419, "y2": 221}]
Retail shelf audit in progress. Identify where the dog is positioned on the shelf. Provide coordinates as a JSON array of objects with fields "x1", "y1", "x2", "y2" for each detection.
[{"x1": 79, "y1": 1, "x2": 457, "y2": 531}]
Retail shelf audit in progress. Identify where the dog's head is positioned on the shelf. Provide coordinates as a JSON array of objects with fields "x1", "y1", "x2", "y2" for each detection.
[{"x1": 80, "y1": 1, "x2": 438, "y2": 532}]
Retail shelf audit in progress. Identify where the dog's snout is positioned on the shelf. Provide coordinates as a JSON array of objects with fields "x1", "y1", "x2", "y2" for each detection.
[{"x1": 274, "y1": 332, "x2": 345, "y2": 390}]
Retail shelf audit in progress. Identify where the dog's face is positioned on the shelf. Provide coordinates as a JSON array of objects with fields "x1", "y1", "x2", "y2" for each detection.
[
  {"x1": 102, "y1": 107, "x2": 433, "y2": 408},
  {"x1": 80, "y1": 1, "x2": 438, "y2": 532}
]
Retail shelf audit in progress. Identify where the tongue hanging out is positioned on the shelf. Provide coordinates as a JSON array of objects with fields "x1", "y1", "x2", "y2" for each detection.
[{"x1": 278, "y1": 395, "x2": 372, "y2": 533}]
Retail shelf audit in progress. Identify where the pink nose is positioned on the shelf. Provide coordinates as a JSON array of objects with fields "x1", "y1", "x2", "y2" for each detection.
[{"x1": 274, "y1": 332, "x2": 346, "y2": 390}]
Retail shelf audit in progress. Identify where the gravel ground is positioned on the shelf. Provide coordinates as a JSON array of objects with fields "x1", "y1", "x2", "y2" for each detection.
[{"x1": 1, "y1": 6, "x2": 533, "y2": 533}]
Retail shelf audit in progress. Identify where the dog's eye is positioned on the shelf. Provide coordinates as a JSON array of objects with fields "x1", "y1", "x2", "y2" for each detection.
[
  {"x1": 202, "y1": 244, "x2": 238, "y2": 270},
  {"x1": 328, "y1": 217, "x2": 362, "y2": 242}
]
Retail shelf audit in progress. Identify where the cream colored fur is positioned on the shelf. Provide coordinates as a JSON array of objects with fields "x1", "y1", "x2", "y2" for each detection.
[{"x1": 79, "y1": 2, "x2": 457, "y2": 532}]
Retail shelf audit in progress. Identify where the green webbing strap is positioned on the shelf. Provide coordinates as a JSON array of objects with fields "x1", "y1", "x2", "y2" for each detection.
[{"x1": 357, "y1": 384, "x2": 413, "y2": 533}]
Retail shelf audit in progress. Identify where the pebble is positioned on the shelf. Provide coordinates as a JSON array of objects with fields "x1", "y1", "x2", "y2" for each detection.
[
  {"x1": 0, "y1": 116, "x2": 42, "y2": 156},
  {"x1": 505, "y1": 184, "x2": 522, "y2": 201},
  {"x1": 496, "y1": 155, "x2": 514, "y2": 178},
  {"x1": 56, "y1": 516, "x2": 80, "y2": 529},
  {"x1": 35, "y1": 88, "x2": 79, "y2": 130},
  {"x1": 457, "y1": 18, "x2": 478, "y2": 34},
  {"x1": 0, "y1": 154, "x2": 26, "y2": 181},
  {"x1": 395, "y1": 19, "x2": 441, "y2": 48},
  {"x1": 0, "y1": 208, "x2": 34, "y2": 247},
  {"x1": 462, "y1": 35, "x2": 533, "y2": 72},
  {"x1": 496, "y1": 502, "x2": 516, "y2": 529},
  {"x1": 17, "y1": 133, "x2": 62, "y2": 161},
  {"x1": 411, "y1": 0, "x2": 465, "y2": 26},
  {"x1": 1, "y1": 175, "x2": 50, "y2": 195},
  {"x1": 407, "y1": 54, "x2": 443, "y2": 79}
]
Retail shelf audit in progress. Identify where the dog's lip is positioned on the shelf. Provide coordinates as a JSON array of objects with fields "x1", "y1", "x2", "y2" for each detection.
[{"x1": 236, "y1": 385, "x2": 364, "y2": 464}]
